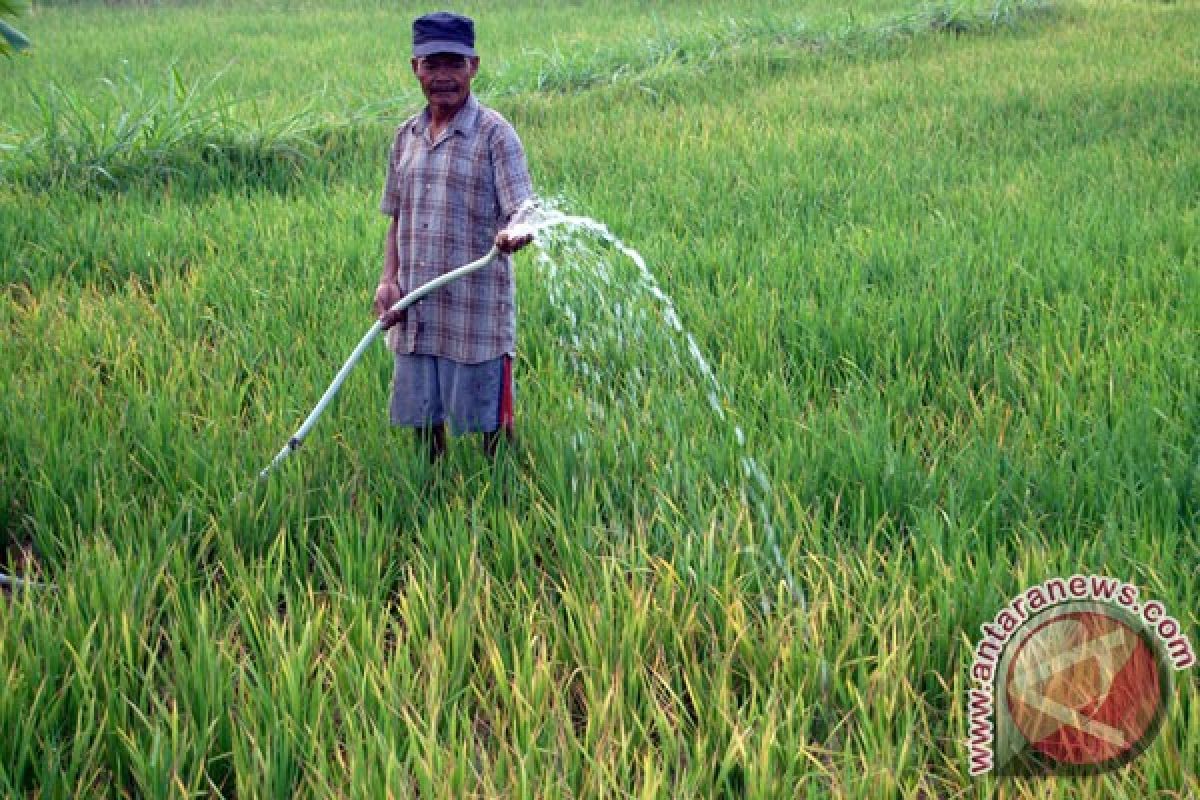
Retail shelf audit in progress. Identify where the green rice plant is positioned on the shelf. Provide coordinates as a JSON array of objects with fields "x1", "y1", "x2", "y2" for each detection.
[{"x1": 0, "y1": 0, "x2": 1197, "y2": 796}]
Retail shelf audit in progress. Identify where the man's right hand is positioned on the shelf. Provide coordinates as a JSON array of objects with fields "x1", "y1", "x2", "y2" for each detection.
[{"x1": 374, "y1": 281, "x2": 407, "y2": 329}]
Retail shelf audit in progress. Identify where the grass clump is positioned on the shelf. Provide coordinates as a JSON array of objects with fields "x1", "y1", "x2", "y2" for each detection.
[
  {"x1": 1, "y1": 0, "x2": 1197, "y2": 797},
  {"x1": 2, "y1": 61, "x2": 374, "y2": 192}
]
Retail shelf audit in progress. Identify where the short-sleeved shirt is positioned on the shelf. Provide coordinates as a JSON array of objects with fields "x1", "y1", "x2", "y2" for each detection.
[{"x1": 380, "y1": 95, "x2": 534, "y2": 364}]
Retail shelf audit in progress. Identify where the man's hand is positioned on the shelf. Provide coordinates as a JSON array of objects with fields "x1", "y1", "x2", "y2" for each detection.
[
  {"x1": 373, "y1": 281, "x2": 407, "y2": 330},
  {"x1": 495, "y1": 226, "x2": 534, "y2": 255}
]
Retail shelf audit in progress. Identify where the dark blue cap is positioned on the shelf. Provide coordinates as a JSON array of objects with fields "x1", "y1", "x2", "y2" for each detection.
[{"x1": 412, "y1": 11, "x2": 476, "y2": 58}]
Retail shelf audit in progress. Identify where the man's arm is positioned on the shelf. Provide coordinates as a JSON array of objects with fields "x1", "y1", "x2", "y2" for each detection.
[
  {"x1": 490, "y1": 119, "x2": 536, "y2": 255},
  {"x1": 374, "y1": 215, "x2": 406, "y2": 329}
]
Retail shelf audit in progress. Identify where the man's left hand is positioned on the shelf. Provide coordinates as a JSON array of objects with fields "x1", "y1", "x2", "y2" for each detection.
[{"x1": 495, "y1": 227, "x2": 534, "y2": 254}]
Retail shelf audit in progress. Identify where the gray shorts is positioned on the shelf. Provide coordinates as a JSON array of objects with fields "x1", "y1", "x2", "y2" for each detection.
[{"x1": 390, "y1": 354, "x2": 513, "y2": 434}]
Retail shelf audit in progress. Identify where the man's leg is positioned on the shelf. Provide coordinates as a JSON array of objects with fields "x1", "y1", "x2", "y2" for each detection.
[
  {"x1": 438, "y1": 355, "x2": 513, "y2": 460},
  {"x1": 481, "y1": 427, "x2": 513, "y2": 459},
  {"x1": 481, "y1": 355, "x2": 514, "y2": 459},
  {"x1": 418, "y1": 422, "x2": 448, "y2": 463},
  {"x1": 392, "y1": 354, "x2": 445, "y2": 462}
]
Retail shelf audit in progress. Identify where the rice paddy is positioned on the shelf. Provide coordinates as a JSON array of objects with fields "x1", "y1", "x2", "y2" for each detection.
[{"x1": 1, "y1": 0, "x2": 1197, "y2": 796}]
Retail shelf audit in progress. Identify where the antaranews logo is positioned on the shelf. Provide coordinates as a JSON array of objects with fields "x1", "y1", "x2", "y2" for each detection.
[{"x1": 966, "y1": 575, "x2": 1195, "y2": 777}]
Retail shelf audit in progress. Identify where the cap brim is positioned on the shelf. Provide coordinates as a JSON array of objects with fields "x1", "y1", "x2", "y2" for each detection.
[{"x1": 413, "y1": 41, "x2": 476, "y2": 57}]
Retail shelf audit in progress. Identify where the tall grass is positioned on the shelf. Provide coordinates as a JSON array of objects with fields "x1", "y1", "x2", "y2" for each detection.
[
  {"x1": 1, "y1": 0, "x2": 1197, "y2": 797},
  {"x1": 2, "y1": 0, "x2": 1053, "y2": 192},
  {"x1": 1, "y1": 61, "x2": 373, "y2": 191}
]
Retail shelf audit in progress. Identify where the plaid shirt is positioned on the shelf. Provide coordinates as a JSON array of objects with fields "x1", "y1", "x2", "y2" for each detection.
[{"x1": 380, "y1": 95, "x2": 534, "y2": 363}]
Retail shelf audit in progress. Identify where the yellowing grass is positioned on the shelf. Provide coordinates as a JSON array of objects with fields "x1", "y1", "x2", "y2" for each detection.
[{"x1": 1, "y1": 0, "x2": 1197, "y2": 797}]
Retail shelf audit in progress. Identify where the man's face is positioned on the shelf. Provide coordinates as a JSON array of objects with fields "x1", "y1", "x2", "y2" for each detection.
[{"x1": 411, "y1": 53, "x2": 480, "y2": 113}]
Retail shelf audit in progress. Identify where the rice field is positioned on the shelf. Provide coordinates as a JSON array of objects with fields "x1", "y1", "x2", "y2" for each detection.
[{"x1": 1, "y1": 0, "x2": 1197, "y2": 797}]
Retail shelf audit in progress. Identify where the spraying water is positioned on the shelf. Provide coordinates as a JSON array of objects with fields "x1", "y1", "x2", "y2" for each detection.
[{"x1": 515, "y1": 201, "x2": 806, "y2": 615}]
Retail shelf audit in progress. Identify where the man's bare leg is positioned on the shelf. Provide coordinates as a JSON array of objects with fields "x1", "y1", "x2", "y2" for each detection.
[
  {"x1": 418, "y1": 423, "x2": 447, "y2": 463},
  {"x1": 482, "y1": 427, "x2": 513, "y2": 460}
]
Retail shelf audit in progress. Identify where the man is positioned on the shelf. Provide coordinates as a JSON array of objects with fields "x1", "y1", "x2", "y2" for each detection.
[{"x1": 374, "y1": 11, "x2": 535, "y2": 463}]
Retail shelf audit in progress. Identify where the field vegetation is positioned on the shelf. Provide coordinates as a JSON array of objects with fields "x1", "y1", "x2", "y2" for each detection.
[{"x1": 1, "y1": 0, "x2": 1197, "y2": 797}]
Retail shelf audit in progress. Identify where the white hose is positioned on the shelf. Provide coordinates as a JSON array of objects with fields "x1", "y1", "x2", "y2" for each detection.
[{"x1": 0, "y1": 572, "x2": 52, "y2": 592}]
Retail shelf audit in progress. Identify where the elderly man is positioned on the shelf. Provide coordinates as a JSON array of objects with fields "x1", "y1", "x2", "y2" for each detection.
[{"x1": 374, "y1": 11, "x2": 535, "y2": 463}]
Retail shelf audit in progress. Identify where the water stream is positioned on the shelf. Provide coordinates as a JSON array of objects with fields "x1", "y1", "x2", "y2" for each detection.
[{"x1": 514, "y1": 202, "x2": 806, "y2": 614}]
